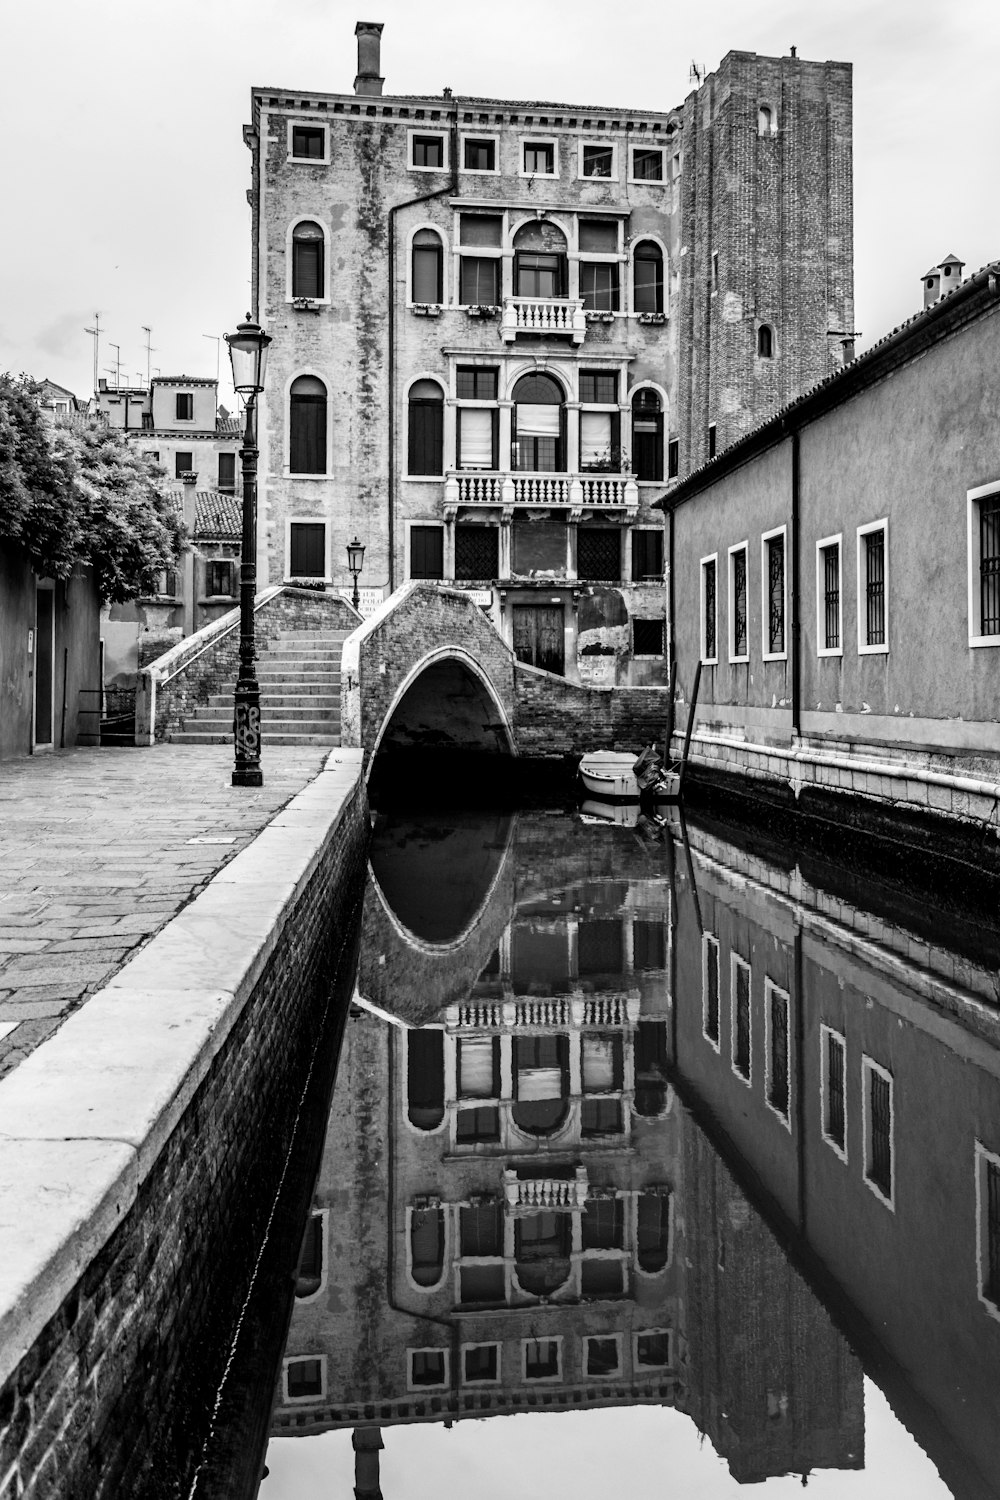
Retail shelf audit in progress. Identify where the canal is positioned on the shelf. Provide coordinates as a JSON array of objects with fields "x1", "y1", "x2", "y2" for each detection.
[{"x1": 194, "y1": 800, "x2": 1000, "y2": 1499}]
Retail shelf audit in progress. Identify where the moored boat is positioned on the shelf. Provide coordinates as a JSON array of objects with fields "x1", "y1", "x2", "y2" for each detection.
[{"x1": 579, "y1": 750, "x2": 680, "y2": 802}]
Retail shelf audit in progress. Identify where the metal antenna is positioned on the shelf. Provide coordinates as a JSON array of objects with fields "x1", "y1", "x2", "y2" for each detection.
[
  {"x1": 109, "y1": 343, "x2": 122, "y2": 389},
  {"x1": 202, "y1": 333, "x2": 221, "y2": 384},
  {"x1": 84, "y1": 313, "x2": 101, "y2": 394},
  {"x1": 141, "y1": 326, "x2": 155, "y2": 388}
]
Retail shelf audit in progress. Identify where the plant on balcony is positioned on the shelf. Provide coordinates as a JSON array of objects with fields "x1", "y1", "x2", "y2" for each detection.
[
  {"x1": 284, "y1": 577, "x2": 328, "y2": 592},
  {"x1": 581, "y1": 445, "x2": 623, "y2": 474},
  {"x1": 411, "y1": 303, "x2": 442, "y2": 317},
  {"x1": 585, "y1": 309, "x2": 616, "y2": 323},
  {"x1": 292, "y1": 297, "x2": 320, "y2": 314},
  {"x1": 465, "y1": 305, "x2": 500, "y2": 319},
  {"x1": 637, "y1": 312, "x2": 667, "y2": 326}
]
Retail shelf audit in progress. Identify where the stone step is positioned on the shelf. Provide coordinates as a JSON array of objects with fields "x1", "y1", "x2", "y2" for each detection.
[
  {"x1": 188, "y1": 711, "x2": 340, "y2": 732},
  {"x1": 169, "y1": 730, "x2": 341, "y2": 747},
  {"x1": 255, "y1": 664, "x2": 341, "y2": 678},
  {"x1": 206, "y1": 690, "x2": 339, "y2": 707},
  {"x1": 268, "y1": 633, "x2": 350, "y2": 645},
  {"x1": 257, "y1": 650, "x2": 342, "y2": 664}
]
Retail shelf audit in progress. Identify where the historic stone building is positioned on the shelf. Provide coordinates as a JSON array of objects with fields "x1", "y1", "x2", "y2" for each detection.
[{"x1": 244, "y1": 22, "x2": 853, "y2": 684}]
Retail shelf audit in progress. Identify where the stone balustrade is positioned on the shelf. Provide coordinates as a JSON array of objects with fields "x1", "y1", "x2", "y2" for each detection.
[
  {"x1": 500, "y1": 296, "x2": 587, "y2": 344},
  {"x1": 445, "y1": 471, "x2": 638, "y2": 510},
  {"x1": 503, "y1": 1167, "x2": 589, "y2": 1212}
]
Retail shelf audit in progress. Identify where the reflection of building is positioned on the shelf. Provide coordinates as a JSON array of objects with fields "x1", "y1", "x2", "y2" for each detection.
[
  {"x1": 269, "y1": 814, "x2": 863, "y2": 1489},
  {"x1": 244, "y1": 22, "x2": 853, "y2": 685}
]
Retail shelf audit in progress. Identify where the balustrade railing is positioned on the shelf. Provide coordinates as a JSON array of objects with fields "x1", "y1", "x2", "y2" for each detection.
[
  {"x1": 501, "y1": 297, "x2": 587, "y2": 344},
  {"x1": 446, "y1": 471, "x2": 638, "y2": 509},
  {"x1": 504, "y1": 1169, "x2": 589, "y2": 1211}
]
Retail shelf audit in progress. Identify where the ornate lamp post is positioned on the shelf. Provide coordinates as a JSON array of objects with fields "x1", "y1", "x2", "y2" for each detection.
[
  {"x1": 225, "y1": 316, "x2": 272, "y2": 788},
  {"x1": 346, "y1": 536, "x2": 366, "y2": 612}
]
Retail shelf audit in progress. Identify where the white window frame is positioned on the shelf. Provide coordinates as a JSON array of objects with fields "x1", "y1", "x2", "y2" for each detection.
[
  {"x1": 522, "y1": 1336, "x2": 562, "y2": 1382},
  {"x1": 405, "y1": 373, "x2": 447, "y2": 478},
  {"x1": 816, "y1": 533, "x2": 844, "y2": 657},
  {"x1": 284, "y1": 369, "x2": 332, "y2": 479},
  {"x1": 967, "y1": 480, "x2": 1000, "y2": 647},
  {"x1": 583, "y1": 1332, "x2": 623, "y2": 1378},
  {"x1": 856, "y1": 518, "x2": 889, "y2": 656},
  {"x1": 406, "y1": 1201, "x2": 447, "y2": 1292},
  {"x1": 407, "y1": 223, "x2": 447, "y2": 308},
  {"x1": 578, "y1": 140, "x2": 619, "y2": 181},
  {"x1": 282, "y1": 1354, "x2": 327, "y2": 1403},
  {"x1": 699, "y1": 554, "x2": 719, "y2": 665},
  {"x1": 459, "y1": 132, "x2": 500, "y2": 176},
  {"x1": 285, "y1": 215, "x2": 331, "y2": 305},
  {"x1": 628, "y1": 143, "x2": 667, "y2": 185},
  {"x1": 408, "y1": 1347, "x2": 450, "y2": 1391},
  {"x1": 861, "y1": 1054, "x2": 895, "y2": 1210},
  {"x1": 819, "y1": 1024, "x2": 848, "y2": 1162},
  {"x1": 405, "y1": 519, "x2": 446, "y2": 583},
  {"x1": 763, "y1": 978, "x2": 791, "y2": 1128},
  {"x1": 634, "y1": 1328, "x2": 673, "y2": 1370},
  {"x1": 702, "y1": 932, "x2": 721, "y2": 1051},
  {"x1": 408, "y1": 127, "x2": 449, "y2": 172},
  {"x1": 975, "y1": 1141, "x2": 1000, "y2": 1321},
  {"x1": 521, "y1": 136, "x2": 559, "y2": 180},
  {"x1": 728, "y1": 541, "x2": 749, "y2": 664},
  {"x1": 294, "y1": 1208, "x2": 329, "y2": 1304},
  {"x1": 760, "y1": 524, "x2": 788, "y2": 662},
  {"x1": 730, "y1": 953, "x2": 752, "y2": 1085},
  {"x1": 285, "y1": 517, "x2": 330, "y2": 583},
  {"x1": 461, "y1": 1342, "x2": 502, "y2": 1384},
  {"x1": 286, "y1": 119, "x2": 329, "y2": 165}
]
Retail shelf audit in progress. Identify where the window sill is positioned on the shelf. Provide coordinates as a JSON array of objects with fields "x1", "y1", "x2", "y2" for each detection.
[
  {"x1": 701, "y1": 656, "x2": 719, "y2": 667},
  {"x1": 288, "y1": 155, "x2": 330, "y2": 167},
  {"x1": 284, "y1": 471, "x2": 329, "y2": 480},
  {"x1": 858, "y1": 643, "x2": 889, "y2": 656},
  {"x1": 817, "y1": 646, "x2": 843, "y2": 658},
  {"x1": 729, "y1": 655, "x2": 750, "y2": 665},
  {"x1": 290, "y1": 298, "x2": 326, "y2": 313},
  {"x1": 584, "y1": 311, "x2": 617, "y2": 323},
  {"x1": 410, "y1": 303, "x2": 443, "y2": 317},
  {"x1": 635, "y1": 312, "x2": 667, "y2": 326},
  {"x1": 627, "y1": 177, "x2": 667, "y2": 188},
  {"x1": 465, "y1": 305, "x2": 500, "y2": 319},
  {"x1": 862, "y1": 1175, "x2": 895, "y2": 1212},
  {"x1": 762, "y1": 651, "x2": 788, "y2": 663},
  {"x1": 969, "y1": 635, "x2": 1000, "y2": 649},
  {"x1": 822, "y1": 1131, "x2": 849, "y2": 1164},
  {"x1": 409, "y1": 164, "x2": 449, "y2": 173}
]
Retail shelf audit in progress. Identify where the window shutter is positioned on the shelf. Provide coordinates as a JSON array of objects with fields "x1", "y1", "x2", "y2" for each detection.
[
  {"x1": 412, "y1": 246, "x2": 442, "y2": 303},
  {"x1": 290, "y1": 523, "x2": 325, "y2": 578},
  {"x1": 290, "y1": 393, "x2": 326, "y2": 473},
  {"x1": 409, "y1": 398, "x2": 443, "y2": 475},
  {"x1": 458, "y1": 409, "x2": 494, "y2": 469},
  {"x1": 580, "y1": 411, "x2": 612, "y2": 467}
]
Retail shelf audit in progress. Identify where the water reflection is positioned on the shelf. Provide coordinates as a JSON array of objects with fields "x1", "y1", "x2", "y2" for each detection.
[{"x1": 261, "y1": 808, "x2": 1000, "y2": 1499}]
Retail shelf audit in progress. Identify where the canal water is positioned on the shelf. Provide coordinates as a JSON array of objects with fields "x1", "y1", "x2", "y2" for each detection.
[{"x1": 208, "y1": 802, "x2": 1000, "y2": 1498}]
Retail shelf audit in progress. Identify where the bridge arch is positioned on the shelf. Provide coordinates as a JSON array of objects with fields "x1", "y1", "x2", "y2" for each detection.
[{"x1": 369, "y1": 645, "x2": 516, "y2": 768}]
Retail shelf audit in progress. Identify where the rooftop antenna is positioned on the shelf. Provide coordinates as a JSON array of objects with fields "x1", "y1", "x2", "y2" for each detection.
[
  {"x1": 84, "y1": 313, "x2": 101, "y2": 395},
  {"x1": 109, "y1": 343, "x2": 122, "y2": 389},
  {"x1": 689, "y1": 60, "x2": 704, "y2": 85},
  {"x1": 141, "y1": 326, "x2": 155, "y2": 388},
  {"x1": 202, "y1": 333, "x2": 221, "y2": 384}
]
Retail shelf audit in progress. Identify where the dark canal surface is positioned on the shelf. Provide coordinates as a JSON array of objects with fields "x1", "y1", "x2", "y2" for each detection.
[{"x1": 205, "y1": 802, "x2": 1000, "y2": 1499}]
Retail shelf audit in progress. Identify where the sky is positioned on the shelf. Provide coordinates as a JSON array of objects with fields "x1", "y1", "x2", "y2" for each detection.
[{"x1": 1, "y1": 0, "x2": 997, "y2": 411}]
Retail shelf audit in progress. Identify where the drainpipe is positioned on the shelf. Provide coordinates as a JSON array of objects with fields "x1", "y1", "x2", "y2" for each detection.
[
  {"x1": 790, "y1": 425, "x2": 801, "y2": 738},
  {"x1": 386, "y1": 102, "x2": 460, "y2": 590}
]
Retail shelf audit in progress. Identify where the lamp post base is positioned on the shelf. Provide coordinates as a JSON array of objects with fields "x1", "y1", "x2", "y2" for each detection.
[
  {"x1": 233, "y1": 686, "x2": 262, "y2": 788},
  {"x1": 232, "y1": 767, "x2": 264, "y2": 788}
]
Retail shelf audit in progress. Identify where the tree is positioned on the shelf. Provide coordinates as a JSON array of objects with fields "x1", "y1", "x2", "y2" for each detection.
[{"x1": 0, "y1": 376, "x2": 184, "y2": 602}]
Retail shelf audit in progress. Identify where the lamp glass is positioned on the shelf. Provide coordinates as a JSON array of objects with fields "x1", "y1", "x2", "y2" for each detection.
[
  {"x1": 346, "y1": 537, "x2": 366, "y2": 575},
  {"x1": 226, "y1": 319, "x2": 272, "y2": 394}
]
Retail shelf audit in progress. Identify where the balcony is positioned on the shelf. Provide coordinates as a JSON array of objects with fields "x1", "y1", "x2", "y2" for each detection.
[
  {"x1": 503, "y1": 1167, "x2": 589, "y2": 1213},
  {"x1": 501, "y1": 297, "x2": 587, "y2": 344},
  {"x1": 446, "y1": 471, "x2": 639, "y2": 511}
]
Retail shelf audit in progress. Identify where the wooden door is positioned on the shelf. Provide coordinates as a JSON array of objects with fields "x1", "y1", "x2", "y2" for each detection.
[
  {"x1": 33, "y1": 586, "x2": 54, "y2": 748},
  {"x1": 513, "y1": 605, "x2": 564, "y2": 675}
]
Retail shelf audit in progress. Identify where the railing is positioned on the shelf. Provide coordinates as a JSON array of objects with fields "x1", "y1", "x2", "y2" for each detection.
[
  {"x1": 453, "y1": 1001, "x2": 503, "y2": 1030},
  {"x1": 501, "y1": 297, "x2": 587, "y2": 344},
  {"x1": 583, "y1": 996, "x2": 630, "y2": 1028},
  {"x1": 504, "y1": 1169, "x2": 589, "y2": 1212},
  {"x1": 514, "y1": 999, "x2": 569, "y2": 1028},
  {"x1": 446, "y1": 471, "x2": 638, "y2": 509}
]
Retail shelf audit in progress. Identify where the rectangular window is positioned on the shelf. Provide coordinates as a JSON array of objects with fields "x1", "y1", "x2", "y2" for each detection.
[
  {"x1": 455, "y1": 1105, "x2": 499, "y2": 1142},
  {"x1": 463, "y1": 136, "x2": 496, "y2": 172},
  {"x1": 582, "y1": 1196, "x2": 624, "y2": 1250},
  {"x1": 765, "y1": 980, "x2": 791, "y2": 1124},
  {"x1": 289, "y1": 521, "x2": 326, "y2": 578},
  {"x1": 523, "y1": 141, "x2": 555, "y2": 175},
  {"x1": 581, "y1": 143, "x2": 615, "y2": 178},
  {"x1": 579, "y1": 262, "x2": 620, "y2": 312},
  {"x1": 463, "y1": 1345, "x2": 500, "y2": 1383},
  {"x1": 456, "y1": 367, "x2": 498, "y2": 401},
  {"x1": 631, "y1": 529, "x2": 664, "y2": 581},
  {"x1": 862, "y1": 1056, "x2": 894, "y2": 1207},
  {"x1": 516, "y1": 251, "x2": 564, "y2": 300},
  {"x1": 460, "y1": 213, "x2": 502, "y2": 247},
  {"x1": 409, "y1": 525, "x2": 444, "y2": 580},
  {"x1": 457, "y1": 408, "x2": 498, "y2": 470},
  {"x1": 579, "y1": 410, "x2": 619, "y2": 469},
  {"x1": 633, "y1": 618, "x2": 664, "y2": 656},
  {"x1": 731, "y1": 956, "x2": 751, "y2": 1082},
  {"x1": 817, "y1": 536, "x2": 842, "y2": 654},
  {"x1": 412, "y1": 242, "x2": 442, "y2": 304},
  {"x1": 579, "y1": 219, "x2": 618, "y2": 254},
  {"x1": 204, "y1": 560, "x2": 234, "y2": 597},
  {"x1": 284, "y1": 1357, "x2": 324, "y2": 1400},
  {"x1": 409, "y1": 1350, "x2": 448, "y2": 1388},
  {"x1": 459, "y1": 257, "x2": 500, "y2": 305},
  {"x1": 762, "y1": 527, "x2": 786, "y2": 658},
  {"x1": 175, "y1": 393, "x2": 193, "y2": 421},
  {"x1": 175, "y1": 452, "x2": 193, "y2": 478},
  {"x1": 455, "y1": 524, "x2": 499, "y2": 581},
  {"x1": 708, "y1": 423, "x2": 717, "y2": 458},
  {"x1": 967, "y1": 483, "x2": 1000, "y2": 645},
  {"x1": 524, "y1": 1339, "x2": 560, "y2": 1380},
  {"x1": 858, "y1": 521, "x2": 888, "y2": 653},
  {"x1": 636, "y1": 1331, "x2": 671, "y2": 1368},
  {"x1": 291, "y1": 125, "x2": 325, "y2": 160},
  {"x1": 586, "y1": 1336, "x2": 621, "y2": 1376},
  {"x1": 217, "y1": 452, "x2": 236, "y2": 493},
  {"x1": 631, "y1": 147, "x2": 665, "y2": 181},
  {"x1": 976, "y1": 1143, "x2": 1000, "y2": 1317},
  {"x1": 667, "y1": 438, "x2": 679, "y2": 478},
  {"x1": 578, "y1": 528, "x2": 621, "y2": 582},
  {"x1": 729, "y1": 543, "x2": 748, "y2": 661},
  {"x1": 821, "y1": 1025, "x2": 847, "y2": 1159},
  {"x1": 460, "y1": 1200, "x2": 502, "y2": 1257},
  {"x1": 701, "y1": 555, "x2": 718, "y2": 662},
  {"x1": 408, "y1": 397, "x2": 444, "y2": 476},
  {"x1": 579, "y1": 371, "x2": 617, "y2": 403},
  {"x1": 412, "y1": 133, "x2": 445, "y2": 168},
  {"x1": 702, "y1": 934, "x2": 720, "y2": 1047},
  {"x1": 458, "y1": 1036, "x2": 500, "y2": 1099}
]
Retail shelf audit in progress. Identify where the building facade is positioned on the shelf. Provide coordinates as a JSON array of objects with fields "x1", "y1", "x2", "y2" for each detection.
[{"x1": 245, "y1": 23, "x2": 853, "y2": 685}]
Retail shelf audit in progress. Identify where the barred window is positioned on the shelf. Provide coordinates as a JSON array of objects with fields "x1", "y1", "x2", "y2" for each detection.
[
  {"x1": 860, "y1": 524, "x2": 887, "y2": 649},
  {"x1": 863, "y1": 1057, "x2": 893, "y2": 1204},
  {"x1": 703, "y1": 934, "x2": 720, "y2": 1044},
  {"x1": 732, "y1": 958, "x2": 751, "y2": 1080},
  {"x1": 702, "y1": 557, "x2": 717, "y2": 661},
  {"x1": 977, "y1": 494, "x2": 1000, "y2": 638},
  {"x1": 822, "y1": 1027, "x2": 847, "y2": 1155},
  {"x1": 766, "y1": 981, "x2": 790, "y2": 1120},
  {"x1": 291, "y1": 220, "x2": 324, "y2": 299},
  {"x1": 820, "y1": 541, "x2": 841, "y2": 651},
  {"x1": 764, "y1": 531, "x2": 785, "y2": 655},
  {"x1": 578, "y1": 528, "x2": 621, "y2": 582},
  {"x1": 455, "y1": 525, "x2": 499, "y2": 581},
  {"x1": 730, "y1": 546, "x2": 748, "y2": 658}
]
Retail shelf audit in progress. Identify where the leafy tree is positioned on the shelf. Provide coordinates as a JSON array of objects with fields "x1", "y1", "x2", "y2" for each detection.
[{"x1": 0, "y1": 376, "x2": 184, "y2": 602}]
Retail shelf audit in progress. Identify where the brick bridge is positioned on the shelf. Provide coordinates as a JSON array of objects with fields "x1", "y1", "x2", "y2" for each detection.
[{"x1": 340, "y1": 582, "x2": 670, "y2": 766}]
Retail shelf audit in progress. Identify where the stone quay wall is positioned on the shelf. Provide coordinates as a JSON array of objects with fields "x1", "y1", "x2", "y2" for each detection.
[
  {"x1": 136, "y1": 585, "x2": 360, "y2": 744},
  {"x1": 0, "y1": 753, "x2": 369, "y2": 1499}
]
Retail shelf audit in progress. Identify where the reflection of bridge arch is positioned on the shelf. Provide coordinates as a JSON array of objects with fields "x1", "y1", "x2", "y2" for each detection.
[{"x1": 369, "y1": 644, "x2": 516, "y2": 773}]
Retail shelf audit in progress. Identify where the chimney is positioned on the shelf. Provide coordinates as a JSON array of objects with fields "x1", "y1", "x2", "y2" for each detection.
[
  {"x1": 921, "y1": 266, "x2": 941, "y2": 310},
  {"x1": 354, "y1": 21, "x2": 384, "y2": 96}
]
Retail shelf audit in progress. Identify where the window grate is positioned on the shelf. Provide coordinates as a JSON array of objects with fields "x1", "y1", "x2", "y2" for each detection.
[
  {"x1": 734, "y1": 963, "x2": 750, "y2": 1078},
  {"x1": 455, "y1": 525, "x2": 498, "y2": 581},
  {"x1": 578, "y1": 528, "x2": 621, "y2": 582},
  {"x1": 704, "y1": 559, "x2": 717, "y2": 658},
  {"x1": 980, "y1": 498, "x2": 1000, "y2": 636},
  {"x1": 767, "y1": 535, "x2": 785, "y2": 653},
  {"x1": 768, "y1": 989, "x2": 789, "y2": 1117},
  {"x1": 987, "y1": 1159, "x2": 1000, "y2": 1305},
  {"x1": 868, "y1": 1069, "x2": 892, "y2": 1197},
  {"x1": 865, "y1": 529, "x2": 886, "y2": 645},
  {"x1": 733, "y1": 549, "x2": 747, "y2": 656},
  {"x1": 826, "y1": 1034, "x2": 845, "y2": 1148},
  {"x1": 823, "y1": 543, "x2": 840, "y2": 648}
]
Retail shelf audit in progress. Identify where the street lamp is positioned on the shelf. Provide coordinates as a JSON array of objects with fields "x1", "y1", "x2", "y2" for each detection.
[
  {"x1": 346, "y1": 536, "x2": 366, "y2": 612},
  {"x1": 225, "y1": 315, "x2": 272, "y2": 788}
]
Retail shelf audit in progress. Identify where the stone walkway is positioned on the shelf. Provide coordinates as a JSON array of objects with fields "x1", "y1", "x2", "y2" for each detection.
[{"x1": 0, "y1": 744, "x2": 329, "y2": 1079}]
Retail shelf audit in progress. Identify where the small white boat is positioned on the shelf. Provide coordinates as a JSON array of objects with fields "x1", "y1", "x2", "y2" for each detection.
[{"x1": 579, "y1": 750, "x2": 680, "y2": 802}]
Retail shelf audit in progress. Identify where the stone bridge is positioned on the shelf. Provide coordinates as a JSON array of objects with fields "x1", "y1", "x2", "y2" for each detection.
[{"x1": 340, "y1": 582, "x2": 671, "y2": 768}]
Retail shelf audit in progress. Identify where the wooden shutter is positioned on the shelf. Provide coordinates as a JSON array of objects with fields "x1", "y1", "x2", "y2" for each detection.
[{"x1": 408, "y1": 399, "x2": 443, "y2": 475}]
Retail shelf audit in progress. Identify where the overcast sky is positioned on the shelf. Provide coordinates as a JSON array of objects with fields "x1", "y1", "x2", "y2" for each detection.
[{"x1": 2, "y1": 0, "x2": 997, "y2": 407}]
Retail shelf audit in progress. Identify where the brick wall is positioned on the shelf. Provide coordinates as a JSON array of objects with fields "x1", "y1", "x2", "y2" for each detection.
[
  {"x1": 513, "y1": 664, "x2": 671, "y2": 756},
  {"x1": 137, "y1": 586, "x2": 359, "y2": 743},
  {"x1": 0, "y1": 779, "x2": 370, "y2": 1498}
]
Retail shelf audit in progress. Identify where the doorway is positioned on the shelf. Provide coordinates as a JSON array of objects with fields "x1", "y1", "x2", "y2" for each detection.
[
  {"x1": 33, "y1": 584, "x2": 55, "y2": 751},
  {"x1": 513, "y1": 604, "x2": 564, "y2": 675}
]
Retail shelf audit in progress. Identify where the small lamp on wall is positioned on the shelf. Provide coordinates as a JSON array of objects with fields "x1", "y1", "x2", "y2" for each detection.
[{"x1": 346, "y1": 536, "x2": 366, "y2": 612}]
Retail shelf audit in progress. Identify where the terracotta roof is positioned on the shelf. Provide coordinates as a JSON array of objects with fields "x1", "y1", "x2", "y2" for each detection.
[
  {"x1": 193, "y1": 490, "x2": 242, "y2": 539},
  {"x1": 656, "y1": 260, "x2": 1000, "y2": 510},
  {"x1": 216, "y1": 415, "x2": 241, "y2": 435}
]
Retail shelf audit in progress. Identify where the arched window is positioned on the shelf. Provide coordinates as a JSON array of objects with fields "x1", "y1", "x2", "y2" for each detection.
[
  {"x1": 410, "y1": 1205, "x2": 444, "y2": 1287},
  {"x1": 631, "y1": 390, "x2": 664, "y2": 481},
  {"x1": 758, "y1": 104, "x2": 773, "y2": 136},
  {"x1": 633, "y1": 241, "x2": 664, "y2": 315},
  {"x1": 511, "y1": 1034, "x2": 569, "y2": 1134},
  {"x1": 407, "y1": 379, "x2": 444, "y2": 476},
  {"x1": 295, "y1": 1212, "x2": 324, "y2": 1298},
  {"x1": 512, "y1": 372, "x2": 565, "y2": 473},
  {"x1": 637, "y1": 1190, "x2": 672, "y2": 1273},
  {"x1": 407, "y1": 1029, "x2": 444, "y2": 1130},
  {"x1": 289, "y1": 375, "x2": 327, "y2": 474},
  {"x1": 513, "y1": 220, "x2": 568, "y2": 299},
  {"x1": 757, "y1": 323, "x2": 774, "y2": 359},
  {"x1": 291, "y1": 220, "x2": 324, "y2": 299},
  {"x1": 411, "y1": 228, "x2": 443, "y2": 304}
]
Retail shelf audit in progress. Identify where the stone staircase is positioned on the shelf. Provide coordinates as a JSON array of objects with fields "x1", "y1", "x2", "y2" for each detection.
[{"x1": 169, "y1": 629, "x2": 346, "y2": 747}]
